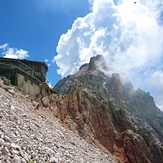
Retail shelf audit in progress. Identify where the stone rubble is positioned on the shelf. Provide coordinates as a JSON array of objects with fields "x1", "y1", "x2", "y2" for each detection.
[{"x1": 0, "y1": 87, "x2": 115, "y2": 163}]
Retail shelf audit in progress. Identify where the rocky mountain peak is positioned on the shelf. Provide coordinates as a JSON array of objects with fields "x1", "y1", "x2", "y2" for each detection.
[
  {"x1": 53, "y1": 55, "x2": 163, "y2": 163},
  {"x1": 88, "y1": 55, "x2": 108, "y2": 71},
  {"x1": 76, "y1": 55, "x2": 108, "y2": 76}
]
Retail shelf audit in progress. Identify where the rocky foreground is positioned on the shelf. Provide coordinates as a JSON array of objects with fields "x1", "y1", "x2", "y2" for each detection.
[{"x1": 0, "y1": 86, "x2": 115, "y2": 163}]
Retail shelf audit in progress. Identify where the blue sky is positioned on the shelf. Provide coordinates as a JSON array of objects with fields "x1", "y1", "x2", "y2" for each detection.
[
  {"x1": 0, "y1": 0, "x2": 163, "y2": 110},
  {"x1": 0, "y1": 0, "x2": 89, "y2": 84}
]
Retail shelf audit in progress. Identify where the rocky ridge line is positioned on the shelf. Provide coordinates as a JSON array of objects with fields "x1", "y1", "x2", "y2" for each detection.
[{"x1": 53, "y1": 55, "x2": 163, "y2": 163}]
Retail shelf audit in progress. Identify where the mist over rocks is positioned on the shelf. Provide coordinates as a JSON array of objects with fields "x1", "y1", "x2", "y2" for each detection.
[
  {"x1": 88, "y1": 55, "x2": 109, "y2": 71},
  {"x1": 54, "y1": 55, "x2": 163, "y2": 163},
  {"x1": 54, "y1": 0, "x2": 163, "y2": 110}
]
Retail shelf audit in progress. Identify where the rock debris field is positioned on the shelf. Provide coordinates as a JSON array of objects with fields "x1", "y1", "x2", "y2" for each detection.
[{"x1": 0, "y1": 87, "x2": 115, "y2": 163}]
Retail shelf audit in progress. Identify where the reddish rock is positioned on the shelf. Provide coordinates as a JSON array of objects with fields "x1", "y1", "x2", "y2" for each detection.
[{"x1": 51, "y1": 55, "x2": 163, "y2": 163}]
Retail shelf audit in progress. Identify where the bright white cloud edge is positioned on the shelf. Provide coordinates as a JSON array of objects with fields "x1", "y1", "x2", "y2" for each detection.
[{"x1": 0, "y1": 43, "x2": 29, "y2": 59}]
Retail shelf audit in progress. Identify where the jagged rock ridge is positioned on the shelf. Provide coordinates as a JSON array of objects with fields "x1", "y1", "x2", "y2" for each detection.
[{"x1": 54, "y1": 55, "x2": 163, "y2": 163}]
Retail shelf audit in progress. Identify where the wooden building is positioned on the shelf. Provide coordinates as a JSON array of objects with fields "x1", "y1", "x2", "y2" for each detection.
[{"x1": 0, "y1": 57, "x2": 53, "y2": 98}]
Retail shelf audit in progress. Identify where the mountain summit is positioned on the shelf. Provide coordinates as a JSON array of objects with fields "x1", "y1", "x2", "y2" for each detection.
[
  {"x1": 54, "y1": 55, "x2": 163, "y2": 163},
  {"x1": 76, "y1": 55, "x2": 108, "y2": 76}
]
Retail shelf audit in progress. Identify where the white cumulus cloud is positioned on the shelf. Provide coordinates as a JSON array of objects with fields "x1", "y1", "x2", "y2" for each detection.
[
  {"x1": 0, "y1": 43, "x2": 8, "y2": 50},
  {"x1": 0, "y1": 43, "x2": 29, "y2": 59},
  {"x1": 147, "y1": 71, "x2": 163, "y2": 109},
  {"x1": 54, "y1": 0, "x2": 163, "y2": 110}
]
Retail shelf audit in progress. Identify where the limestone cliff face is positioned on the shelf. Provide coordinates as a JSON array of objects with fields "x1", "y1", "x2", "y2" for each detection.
[{"x1": 52, "y1": 55, "x2": 163, "y2": 163}]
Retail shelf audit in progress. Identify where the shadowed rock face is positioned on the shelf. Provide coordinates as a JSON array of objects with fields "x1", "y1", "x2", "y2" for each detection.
[
  {"x1": 88, "y1": 55, "x2": 108, "y2": 71},
  {"x1": 53, "y1": 55, "x2": 163, "y2": 163}
]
